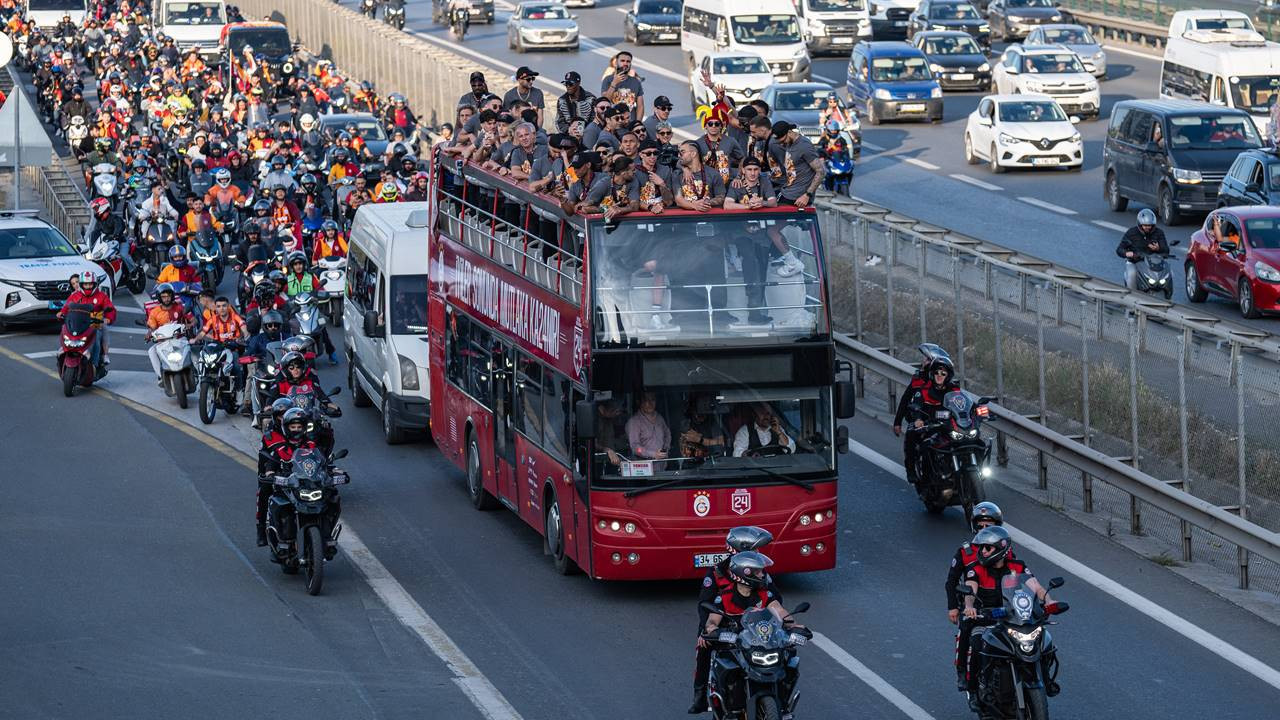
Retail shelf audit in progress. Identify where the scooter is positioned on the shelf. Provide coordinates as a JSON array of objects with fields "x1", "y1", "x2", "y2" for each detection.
[
  {"x1": 57, "y1": 302, "x2": 105, "y2": 397},
  {"x1": 89, "y1": 163, "x2": 120, "y2": 206},
  {"x1": 188, "y1": 229, "x2": 225, "y2": 291},
  {"x1": 85, "y1": 236, "x2": 147, "y2": 296},
  {"x1": 1128, "y1": 240, "x2": 1180, "y2": 300},
  {"x1": 196, "y1": 340, "x2": 243, "y2": 424},
  {"x1": 137, "y1": 209, "x2": 178, "y2": 277},
  {"x1": 315, "y1": 256, "x2": 346, "y2": 327},
  {"x1": 824, "y1": 148, "x2": 854, "y2": 197},
  {"x1": 151, "y1": 321, "x2": 195, "y2": 408},
  {"x1": 66, "y1": 116, "x2": 89, "y2": 159},
  {"x1": 384, "y1": 3, "x2": 406, "y2": 29}
]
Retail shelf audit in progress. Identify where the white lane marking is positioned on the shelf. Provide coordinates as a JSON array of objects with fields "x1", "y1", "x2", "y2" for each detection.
[
  {"x1": 103, "y1": 325, "x2": 148, "y2": 335},
  {"x1": 813, "y1": 73, "x2": 841, "y2": 84},
  {"x1": 113, "y1": 304, "x2": 144, "y2": 314},
  {"x1": 343, "y1": 527, "x2": 525, "y2": 720},
  {"x1": 861, "y1": 140, "x2": 887, "y2": 152},
  {"x1": 1092, "y1": 220, "x2": 1128, "y2": 232},
  {"x1": 614, "y1": 6, "x2": 627, "y2": 12},
  {"x1": 1018, "y1": 196, "x2": 1077, "y2": 215},
  {"x1": 24, "y1": 348, "x2": 150, "y2": 358},
  {"x1": 1102, "y1": 44, "x2": 1161, "y2": 61},
  {"x1": 846, "y1": 438, "x2": 1280, "y2": 693},
  {"x1": 949, "y1": 173, "x2": 1002, "y2": 191},
  {"x1": 812, "y1": 633, "x2": 937, "y2": 720},
  {"x1": 0, "y1": 332, "x2": 32, "y2": 339},
  {"x1": 903, "y1": 157, "x2": 941, "y2": 171}
]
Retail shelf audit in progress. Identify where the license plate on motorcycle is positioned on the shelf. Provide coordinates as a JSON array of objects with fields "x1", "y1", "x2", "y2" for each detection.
[
  {"x1": 1032, "y1": 158, "x2": 1058, "y2": 166},
  {"x1": 951, "y1": 73, "x2": 973, "y2": 80},
  {"x1": 48, "y1": 300, "x2": 63, "y2": 311},
  {"x1": 695, "y1": 552, "x2": 730, "y2": 568}
]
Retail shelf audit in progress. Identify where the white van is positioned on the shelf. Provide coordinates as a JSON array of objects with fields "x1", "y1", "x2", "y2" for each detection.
[
  {"x1": 681, "y1": 0, "x2": 812, "y2": 82},
  {"x1": 794, "y1": 0, "x2": 871, "y2": 56},
  {"x1": 1165, "y1": 9, "x2": 1256, "y2": 41},
  {"x1": 25, "y1": 0, "x2": 87, "y2": 29},
  {"x1": 343, "y1": 202, "x2": 432, "y2": 445},
  {"x1": 154, "y1": 0, "x2": 228, "y2": 60},
  {"x1": 1160, "y1": 25, "x2": 1280, "y2": 136}
]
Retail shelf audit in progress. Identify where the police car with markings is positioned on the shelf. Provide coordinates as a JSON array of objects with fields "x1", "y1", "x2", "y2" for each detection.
[{"x1": 0, "y1": 212, "x2": 105, "y2": 325}]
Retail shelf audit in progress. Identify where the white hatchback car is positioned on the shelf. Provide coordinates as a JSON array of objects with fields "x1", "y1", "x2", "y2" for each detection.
[
  {"x1": 991, "y1": 44, "x2": 1100, "y2": 119},
  {"x1": 0, "y1": 211, "x2": 106, "y2": 326},
  {"x1": 690, "y1": 51, "x2": 777, "y2": 108},
  {"x1": 963, "y1": 93, "x2": 1082, "y2": 172}
]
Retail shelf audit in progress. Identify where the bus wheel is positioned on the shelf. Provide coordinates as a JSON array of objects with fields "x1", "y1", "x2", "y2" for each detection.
[
  {"x1": 544, "y1": 492, "x2": 578, "y2": 576},
  {"x1": 466, "y1": 434, "x2": 498, "y2": 510}
]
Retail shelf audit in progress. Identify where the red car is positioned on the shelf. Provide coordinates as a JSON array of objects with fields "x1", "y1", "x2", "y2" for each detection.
[{"x1": 1185, "y1": 206, "x2": 1280, "y2": 319}]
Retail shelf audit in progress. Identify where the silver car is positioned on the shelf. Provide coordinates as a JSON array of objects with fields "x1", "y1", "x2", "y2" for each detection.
[
  {"x1": 507, "y1": 1, "x2": 580, "y2": 52},
  {"x1": 1025, "y1": 24, "x2": 1107, "y2": 77}
]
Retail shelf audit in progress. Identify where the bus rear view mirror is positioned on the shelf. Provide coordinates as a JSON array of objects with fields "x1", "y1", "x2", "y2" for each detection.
[
  {"x1": 835, "y1": 380, "x2": 856, "y2": 419},
  {"x1": 576, "y1": 400, "x2": 598, "y2": 440}
]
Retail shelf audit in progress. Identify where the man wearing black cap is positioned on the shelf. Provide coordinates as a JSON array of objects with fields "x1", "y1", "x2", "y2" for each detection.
[
  {"x1": 562, "y1": 152, "x2": 600, "y2": 212},
  {"x1": 601, "y1": 51, "x2": 645, "y2": 120},
  {"x1": 459, "y1": 72, "x2": 488, "y2": 109},
  {"x1": 771, "y1": 121, "x2": 825, "y2": 208},
  {"x1": 635, "y1": 139, "x2": 673, "y2": 213},
  {"x1": 643, "y1": 95, "x2": 673, "y2": 137},
  {"x1": 582, "y1": 156, "x2": 641, "y2": 220},
  {"x1": 503, "y1": 66, "x2": 545, "y2": 126},
  {"x1": 555, "y1": 71, "x2": 596, "y2": 134}
]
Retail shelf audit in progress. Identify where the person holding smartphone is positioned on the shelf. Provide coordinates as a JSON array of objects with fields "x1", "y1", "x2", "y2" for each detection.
[{"x1": 600, "y1": 51, "x2": 645, "y2": 122}]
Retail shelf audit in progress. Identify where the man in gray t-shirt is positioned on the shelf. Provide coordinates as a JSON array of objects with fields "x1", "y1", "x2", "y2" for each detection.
[
  {"x1": 502, "y1": 66, "x2": 546, "y2": 127},
  {"x1": 771, "y1": 121, "x2": 825, "y2": 206},
  {"x1": 600, "y1": 51, "x2": 646, "y2": 120}
]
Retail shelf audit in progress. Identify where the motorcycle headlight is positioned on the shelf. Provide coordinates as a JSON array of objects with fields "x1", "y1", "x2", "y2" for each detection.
[
  {"x1": 950, "y1": 429, "x2": 966, "y2": 440},
  {"x1": 1172, "y1": 167, "x2": 1202, "y2": 184},
  {"x1": 750, "y1": 651, "x2": 780, "y2": 666},
  {"x1": 398, "y1": 353, "x2": 419, "y2": 390},
  {"x1": 167, "y1": 351, "x2": 183, "y2": 364},
  {"x1": 1007, "y1": 626, "x2": 1042, "y2": 647},
  {"x1": 324, "y1": 270, "x2": 342, "y2": 281},
  {"x1": 64, "y1": 338, "x2": 86, "y2": 348},
  {"x1": 299, "y1": 489, "x2": 324, "y2": 501},
  {"x1": 1255, "y1": 261, "x2": 1280, "y2": 283}
]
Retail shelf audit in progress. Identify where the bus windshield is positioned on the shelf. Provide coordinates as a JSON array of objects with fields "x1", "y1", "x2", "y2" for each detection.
[
  {"x1": 731, "y1": 15, "x2": 802, "y2": 45},
  {"x1": 590, "y1": 214, "x2": 826, "y2": 347},
  {"x1": 165, "y1": 1, "x2": 226, "y2": 25},
  {"x1": 1230, "y1": 75, "x2": 1280, "y2": 115},
  {"x1": 591, "y1": 382, "x2": 835, "y2": 485}
]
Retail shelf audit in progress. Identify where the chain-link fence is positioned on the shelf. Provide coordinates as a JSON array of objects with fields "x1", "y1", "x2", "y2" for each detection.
[{"x1": 819, "y1": 198, "x2": 1280, "y2": 595}]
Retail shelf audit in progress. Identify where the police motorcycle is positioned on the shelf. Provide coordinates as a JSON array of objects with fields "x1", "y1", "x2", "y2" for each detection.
[
  {"x1": 699, "y1": 599, "x2": 812, "y2": 720},
  {"x1": 196, "y1": 340, "x2": 244, "y2": 425},
  {"x1": 384, "y1": 0, "x2": 407, "y2": 29},
  {"x1": 315, "y1": 256, "x2": 347, "y2": 327},
  {"x1": 151, "y1": 321, "x2": 196, "y2": 408},
  {"x1": 957, "y1": 575, "x2": 1069, "y2": 720},
  {"x1": 908, "y1": 389, "x2": 994, "y2": 519},
  {"x1": 262, "y1": 446, "x2": 350, "y2": 595}
]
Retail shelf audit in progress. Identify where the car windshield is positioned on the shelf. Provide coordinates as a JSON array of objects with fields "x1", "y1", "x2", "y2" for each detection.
[
  {"x1": 810, "y1": 0, "x2": 864, "y2": 9},
  {"x1": 923, "y1": 34, "x2": 982, "y2": 54},
  {"x1": 714, "y1": 56, "x2": 770, "y2": 74},
  {"x1": 0, "y1": 226, "x2": 79, "y2": 259},
  {"x1": 930, "y1": 3, "x2": 980, "y2": 19},
  {"x1": 390, "y1": 274, "x2": 428, "y2": 334},
  {"x1": 590, "y1": 381, "x2": 835, "y2": 483},
  {"x1": 871, "y1": 55, "x2": 931, "y2": 82},
  {"x1": 1007, "y1": 0, "x2": 1053, "y2": 7},
  {"x1": 731, "y1": 15, "x2": 802, "y2": 45},
  {"x1": 998, "y1": 100, "x2": 1067, "y2": 122},
  {"x1": 228, "y1": 28, "x2": 290, "y2": 57},
  {"x1": 1167, "y1": 114, "x2": 1261, "y2": 150},
  {"x1": 1023, "y1": 53, "x2": 1084, "y2": 73},
  {"x1": 1041, "y1": 26, "x2": 1094, "y2": 44},
  {"x1": 1194, "y1": 17, "x2": 1253, "y2": 31},
  {"x1": 772, "y1": 89, "x2": 842, "y2": 111},
  {"x1": 164, "y1": 1, "x2": 225, "y2": 25},
  {"x1": 327, "y1": 118, "x2": 387, "y2": 142},
  {"x1": 1229, "y1": 75, "x2": 1280, "y2": 115},
  {"x1": 636, "y1": 0, "x2": 680, "y2": 14},
  {"x1": 590, "y1": 214, "x2": 826, "y2": 347},
  {"x1": 1245, "y1": 218, "x2": 1280, "y2": 248},
  {"x1": 523, "y1": 4, "x2": 568, "y2": 18}
]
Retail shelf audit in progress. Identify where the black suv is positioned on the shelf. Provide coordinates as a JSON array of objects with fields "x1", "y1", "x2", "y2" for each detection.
[
  {"x1": 1217, "y1": 149, "x2": 1280, "y2": 207},
  {"x1": 1103, "y1": 99, "x2": 1261, "y2": 225}
]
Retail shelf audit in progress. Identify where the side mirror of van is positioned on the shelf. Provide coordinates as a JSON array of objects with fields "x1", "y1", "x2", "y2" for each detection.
[
  {"x1": 575, "y1": 399, "x2": 598, "y2": 439},
  {"x1": 362, "y1": 309, "x2": 383, "y2": 338}
]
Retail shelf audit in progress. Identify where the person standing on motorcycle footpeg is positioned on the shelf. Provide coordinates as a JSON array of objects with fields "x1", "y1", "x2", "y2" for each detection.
[
  {"x1": 58, "y1": 271, "x2": 116, "y2": 371},
  {"x1": 1116, "y1": 209, "x2": 1168, "y2": 291},
  {"x1": 285, "y1": 252, "x2": 338, "y2": 365},
  {"x1": 893, "y1": 343, "x2": 959, "y2": 484},
  {"x1": 689, "y1": 527, "x2": 781, "y2": 714},
  {"x1": 961, "y1": 526, "x2": 1060, "y2": 711},
  {"x1": 946, "y1": 502, "x2": 1013, "y2": 692},
  {"x1": 145, "y1": 283, "x2": 192, "y2": 387},
  {"x1": 258, "y1": 407, "x2": 316, "y2": 547}
]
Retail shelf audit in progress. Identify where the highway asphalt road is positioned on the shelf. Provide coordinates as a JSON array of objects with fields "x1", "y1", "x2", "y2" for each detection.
[
  {"x1": 3, "y1": 284, "x2": 1279, "y2": 718},
  {"x1": 349, "y1": 0, "x2": 1280, "y2": 331}
]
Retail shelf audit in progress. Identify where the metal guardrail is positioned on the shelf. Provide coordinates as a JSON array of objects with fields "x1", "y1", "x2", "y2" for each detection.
[
  {"x1": 835, "y1": 333, "x2": 1280, "y2": 588},
  {"x1": 1060, "y1": 0, "x2": 1280, "y2": 49}
]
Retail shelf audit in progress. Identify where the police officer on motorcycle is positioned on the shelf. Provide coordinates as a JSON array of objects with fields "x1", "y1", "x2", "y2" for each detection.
[
  {"x1": 1116, "y1": 208, "x2": 1168, "y2": 291},
  {"x1": 893, "y1": 345, "x2": 959, "y2": 484},
  {"x1": 946, "y1": 502, "x2": 1010, "y2": 691}
]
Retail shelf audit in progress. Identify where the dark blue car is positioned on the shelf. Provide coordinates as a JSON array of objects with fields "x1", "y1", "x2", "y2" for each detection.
[{"x1": 847, "y1": 41, "x2": 943, "y2": 125}]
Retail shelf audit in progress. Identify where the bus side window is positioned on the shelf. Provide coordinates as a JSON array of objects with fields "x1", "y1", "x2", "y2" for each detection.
[
  {"x1": 516, "y1": 355, "x2": 544, "y2": 445},
  {"x1": 543, "y1": 367, "x2": 570, "y2": 463}
]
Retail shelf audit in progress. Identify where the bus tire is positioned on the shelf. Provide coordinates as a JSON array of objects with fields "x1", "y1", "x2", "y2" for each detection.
[
  {"x1": 466, "y1": 433, "x2": 498, "y2": 510},
  {"x1": 544, "y1": 489, "x2": 578, "y2": 575}
]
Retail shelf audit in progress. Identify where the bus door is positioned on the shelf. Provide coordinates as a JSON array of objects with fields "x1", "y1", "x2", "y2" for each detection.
[{"x1": 490, "y1": 338, "x2": 519, "y2": 507}]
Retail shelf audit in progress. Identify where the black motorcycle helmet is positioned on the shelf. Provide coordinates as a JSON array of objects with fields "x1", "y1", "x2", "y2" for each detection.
[
  {"x1": 260, "y1": 309, "x2": 284, "y2": 335},
  {"x1": 270, "y1": 397, "x2": 295, "y2": 429},
  {"x1": 970, "y1": 501, "x2": 1004, "y2": 533},
  {"x1": 725, "y1": 526, "x2": 773, "y2": 555},
  {"x1": 281, "y1": 351, "x2": 307, "y2": 378},
  {"x1": 155, "y1": 282, "x2": 176, "y2": 305},
  {"x1": 972, "y1": 526, "x2": 1012, "y2": 568},
  {"x1": 726, "y1": 551, "x2": 773, "y2": 590},
  {"x1": 253, "y1": 198, "x2": 271, "y2": 215},
  {"x1": 282, "y1": 407, "x2": 309, "y2": 441},
  {"x1": 300, "y1": 173, "x2": 317, "y2": 193},
  {"x1": 926, "y1": 355, "x2": 954, "y2": 387},
  {"x1": 252, "y1": 281, "x2": 275, "y2": 306}
]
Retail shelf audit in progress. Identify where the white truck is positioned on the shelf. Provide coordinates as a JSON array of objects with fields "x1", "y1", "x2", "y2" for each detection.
[{"x1": 154, "y1": 0, "x2": 227, "y2": 60}]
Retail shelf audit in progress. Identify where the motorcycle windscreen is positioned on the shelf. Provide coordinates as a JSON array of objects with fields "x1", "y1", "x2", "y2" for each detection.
[
  {"x1": 737, "y1": 608, "x2": 790, "y2": 650},
  {"x1": 1000, "y1": 572, "x2": 1045, "y2": 624},
  {"x1": 286, "y1": 385, "x2": 316, "y2": 410},
  {"x1": 290, "y1": 448, "x2": 328, "y2": 484},
  {"x1": 62, "y1": 303, "x2": 96, "y2": 335},
  {"x1": 943, "y1": 390, "x2": 977, "y2": 429}
]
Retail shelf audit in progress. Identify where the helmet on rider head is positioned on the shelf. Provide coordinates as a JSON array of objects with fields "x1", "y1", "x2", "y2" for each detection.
[
  {"x1": 245, "y1": 222, "x2": 261, "y2": 237},
  {"x1": 287, "y1": 250, "x2": 307, "y2": 267},
  {"x1": 299, "y1": 113, "x2": 316, "y2": 131},
  {"x1": 253, "y1": 281, "x2": 275, "y2": 303},
  {"x1": 270, "y1": 397, "x2": 294, "y2": 426},
  {"x1": 90, "y1": 197, "x2": 111, "y2": 219},
  {"x1": 321, "y1": 219, "x2": 338, "y2": 233},
  {"x1": 261, "y1": 309, "x2": 284, "y2": 333},
  {"x1": 95, "y1": 137, "x2": 111, "y2": 151},
  {"x1": 380, "y1": 184, "x2": 399, "y2": 202},
  {"x1": 1136, "y1": 208, "x2": 1156, "y2": 228},
  {"x1": 270, "y1": 155, "x2": 285, "y2": 168},
  {"x1": 254, "y1": 199, "x2": 271, "y2": 214},
  {"x1": 168, "y1": 245, "x2": 188, "y2": 267},
  {"x1": 725, "y1": 526, "x2": 773, "y2": 554},
  {"x1": 972, "y1": 526, "x2": 1012, "y2": 568},
  {"x1": 824, "y1": 119, "x2": 840, "y2": 133},
  {"x1": 970, "y1": 501, "x2": 1004, "y2": 533},
  {"x1": 281, "y1": 407, "x2": 309, "y2": 440},
  {"x1": 926, "y1": 354, "x2": 954, "y2": 385},
  {"x1": 300, "y1": 173, "x2": 317, "y2": 191},
  {"x1": 272, "y1": 183, "x2": 287, "y2": 195},
  {"x1": 155, "y1": 282, "x2": 176, "y2": 303},
  {"x1": 213, "y1": 167, "x2": 231, "y2": 185},
  {"x1": 281, "y1": 351, "x2": 307, "y2": 375},
  {"x1": 726, "y1": 551, "x2": 773, "y2": 590},
  {"x1": 78, "y1": 270, "x2": 98, "y2": 291},
  {"x1": 269, "y1": 270, "x2": 287, "y2": 286}
]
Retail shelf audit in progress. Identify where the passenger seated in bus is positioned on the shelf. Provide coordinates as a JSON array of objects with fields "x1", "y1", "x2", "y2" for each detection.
[
  {"x1": 597, "y1": 399, "x2": 628, "y2": 468},
  {"x1": 581, "y1": 156, "x2": 641, "y2": 220},
  {"x1": 673, "y1": 141, "x2": 726, "y2": 212},
  {"x1": 733, "y1": 403, "x2": 794, "y2": 458},
  {"x1": 680, "y1": 394, "x2": 727, "y2": 458},
  {"x1": 626, "y1": 391, "x2": 671, "y2": 461}
]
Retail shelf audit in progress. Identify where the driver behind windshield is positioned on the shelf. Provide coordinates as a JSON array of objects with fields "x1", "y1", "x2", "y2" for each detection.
[{"x1": 733, "y1": 402, "x2": 793, "y2": 457}]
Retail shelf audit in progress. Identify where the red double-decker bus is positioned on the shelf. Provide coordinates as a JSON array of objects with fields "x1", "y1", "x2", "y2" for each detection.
[{"x1": 425, "y1": 154, "x2": 854, "y2": 580}]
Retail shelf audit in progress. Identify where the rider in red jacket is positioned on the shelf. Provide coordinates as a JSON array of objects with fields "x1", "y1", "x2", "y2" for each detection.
[{"x1": 58, "y1": 270, "x2": 117, "y2": 366}]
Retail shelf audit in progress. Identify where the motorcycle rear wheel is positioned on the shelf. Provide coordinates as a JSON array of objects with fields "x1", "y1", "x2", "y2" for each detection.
[
  {"x1": 61, "y1": 365, "x2": 77, "y2": 397},
  {"x1": 752, "y1": 695, "x2": 780, "y2": 720},
  {"x1": 1023, "y1": 686, "x2": 1049, "y2": 720},
  {"x1": 304, "y1": 524, "x2": 324, "y2": 595}
]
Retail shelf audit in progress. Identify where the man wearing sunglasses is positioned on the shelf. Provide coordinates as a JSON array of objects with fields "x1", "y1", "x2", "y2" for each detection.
[
  {"x1": 643, "y1": 95, "x2": 674, "y2": 137},
  {"x1": 946, "y1": 502, "x2": 1015, "y2": 693},
  {"x1": 696, "y1": 116, "x2": 742, "y2": 187},
  {"x1": 635, "y1": 139, "x2": 673, "y2": 213},
  {"x1": 555, "y1": 70, "x2": 596, "y2": 133},
  {"x1": 893, "y1": 352, "x2": 959, "y2": 485}
]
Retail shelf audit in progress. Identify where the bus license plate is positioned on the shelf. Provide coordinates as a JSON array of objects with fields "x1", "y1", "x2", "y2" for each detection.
[
  {"x1": 695, "y1": 552, "x2": 729, "y2": 568},
  {"x1": 951, "y1": 73, "x2": 973, "y2": 80},
  {"x1": 622, "y1": 460, "x2": 653, "y2": 477},
  {"x1": 901, "y1": 103, "x2": 926, "y2": 112}
]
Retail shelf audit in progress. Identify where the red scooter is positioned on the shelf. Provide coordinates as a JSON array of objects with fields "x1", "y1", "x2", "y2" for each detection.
[{"x1": 58, "y1": 302, "x2": 104, "y2": 397}]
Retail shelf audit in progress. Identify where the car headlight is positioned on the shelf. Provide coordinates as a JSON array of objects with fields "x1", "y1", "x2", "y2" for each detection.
[
  {"x1": 167, "y1": 351, "x2": 183, "y2": 364},
  {"x1": 998, "y1": 132, "x2": 1020, "y2": 146},
  {"x1": 299, "y1": 489, "x2": 324, "y2": 501},
  {"x1": 931, "y1": 86, "x2": 943, "y2": 98},
  {"x1": 929, "y1": 63, "x2": 943, "y2": 73},
  {"x1": 1085, "y1": 80, "x2": 1098, "y2": 91},
  {"x1": 1093, "y1": 50, "x2": 1105, "y2": 60},
  {"x1": 978, "y1": 62, "x2": 990, "y2": 72},
  {"x1": 874, "y1": 88, "x2": 892, "y2": 100},
  {"x1": 398, "y1": 353, "x2": 419, "y2": 390},
  {"x1": 1172, "y1": 167, "x2": 1202, "y2": 184},
  {"x1": 1070, "y1": 132, "x2": 1081, "y2": 143},
  {"x1": 1256, "y1": 261, "x2": 1280, "y2": 283},
  {"x1": 931, "y1": 24, "x2": 947, "y2": 30},
  {"x1": 750, "y1": 651, "x2": 780, "y2": 666},
  {"x1": 979, "y1": 24, "x2": 990, "y2": 32},
  {"x1": 636, "y1": 22, "x2": 652, "y2": 30}
]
